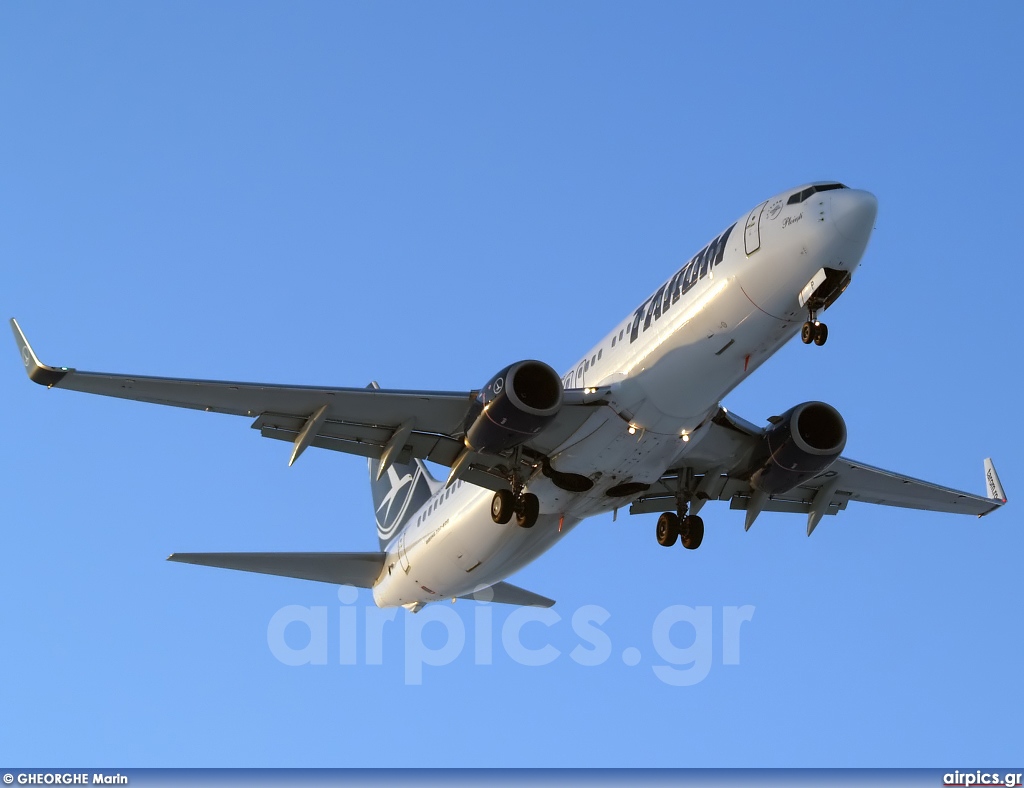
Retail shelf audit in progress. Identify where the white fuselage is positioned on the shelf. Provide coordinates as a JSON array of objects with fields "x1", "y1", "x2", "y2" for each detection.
[{"x1": 373, "y1": 184, "x2": 878, "y2": 610}]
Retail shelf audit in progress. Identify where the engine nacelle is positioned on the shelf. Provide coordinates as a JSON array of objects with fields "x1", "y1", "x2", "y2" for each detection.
[
  {"x1": 748, "y1": 401, "x2": 846, "y2": 495},
  {"x1": 463, "y1": 360, "x2": 563, "y2": 455}
]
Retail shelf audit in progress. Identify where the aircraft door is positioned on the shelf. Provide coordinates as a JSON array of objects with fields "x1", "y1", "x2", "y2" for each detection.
[
  {"x1": 398, "y1": 532, "x2": 411, "y2": 574},
  {"x1": 571, "y1": 360, "x2": 585, "y2": 390},
  {"x1": 744, "y1": 201, "x2": 767, "y2": 255}
]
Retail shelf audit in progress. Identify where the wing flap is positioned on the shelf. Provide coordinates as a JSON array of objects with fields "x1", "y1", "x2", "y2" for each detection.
[
  {"x1": 254, "y1": 413, "x2": 465, "y2": 466},
  {"x1": 167, "y1": 552, "x2": 387, "y2": 587},
  {"x1": 629, "y1": 485, "x2": 850, "y2": 517}
]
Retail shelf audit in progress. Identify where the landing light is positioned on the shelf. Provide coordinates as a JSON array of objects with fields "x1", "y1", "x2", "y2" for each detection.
[{"x1": 628, "y1": 425, "x2": 637, "y2": 435}]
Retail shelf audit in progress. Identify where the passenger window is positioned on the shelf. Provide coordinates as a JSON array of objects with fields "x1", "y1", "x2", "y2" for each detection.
[
  {"x1": 611, "y1": 336, "x2": 616, "y2": 348},
  {"x1": 598, "y1": 349, "x2": 603, "y2": 360}
]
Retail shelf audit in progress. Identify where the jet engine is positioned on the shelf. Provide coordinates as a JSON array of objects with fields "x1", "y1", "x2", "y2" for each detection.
[
  {"x1": 747, "y1": 401, "x2": 846, "y2": 495},
  {"x1": 463, "y1": 360, "x2": 563, "y2": 454}
]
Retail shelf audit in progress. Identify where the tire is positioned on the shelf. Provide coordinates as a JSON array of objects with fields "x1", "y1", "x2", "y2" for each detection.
[
  {"x1": 801, "y1": 322, "x2": 814, "y2": 344},
  {"x1": 491, "y1": 489, "x2": 514, "y2": 524},
  {"x1": 656, "y1": 512, "x2": 679, "y2": 547},
  {"x1": 813, "y1": 323, "x2": 828, "y2": 346},
  {"x1": 516, "y1": 493, "x2": 540, "y2": 528},
  {"x1": 681, "y1": 515, "x2": 704, "y2": 550}
]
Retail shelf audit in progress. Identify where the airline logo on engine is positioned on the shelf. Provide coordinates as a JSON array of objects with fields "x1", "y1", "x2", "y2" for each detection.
[{"x1": 629, "y1": 223, "x2": 736, "y2": 343}]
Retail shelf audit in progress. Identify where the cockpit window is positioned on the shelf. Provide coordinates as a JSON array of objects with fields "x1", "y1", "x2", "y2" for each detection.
[{"x1": 787, "y1": 183, "x2": 847, "y2": 205}]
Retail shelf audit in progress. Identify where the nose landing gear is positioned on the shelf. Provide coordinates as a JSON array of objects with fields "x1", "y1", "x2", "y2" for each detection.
[
  {"x1": 798, "y1": 267, "x2": 850, "y2": 347},
  {"x1": 801, "y1": 306, "x2": 829, "y2": 347},
  {"x1": 801, "y1": 320, "x2": 828, "y2": 346}
]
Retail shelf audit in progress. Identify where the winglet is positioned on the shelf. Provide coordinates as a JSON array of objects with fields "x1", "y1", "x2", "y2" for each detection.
[
  {"x1": 984, "y1": 458, "x2": 1007, "y2": 504},
  {"x1": 9, "y1": 319, "x2": 70, "y2": 387}
]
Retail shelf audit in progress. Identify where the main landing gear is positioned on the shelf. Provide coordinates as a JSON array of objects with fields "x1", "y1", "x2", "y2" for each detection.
[
  {"x1": 491, "y1": 488, "x2": 540, "y2": 529},
  {"x1": 655, "y1": 510, "x2": 704, "y2": 550},
  {"x1": 801, "y1": 308, "x2": 829, "y2": 347},
  {"x1": 490, "y1": 451, "x2": 541, "y2": 529}
]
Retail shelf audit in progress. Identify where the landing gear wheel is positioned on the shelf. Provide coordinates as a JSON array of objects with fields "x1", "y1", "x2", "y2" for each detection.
[
  {"x1": 801, "y1": 322, "x2": 815, "y2": 344},
  {"x1": 813, "y1": 322, "x2": 828, "y2": 346},
  {"x1": 491, "y1": 489, "x2": 514, "y2": 524},
  {"x1": 656, "y1": 512, "x2": 680, "y2": 547},
  {"x1": 681, "y1": 515, "x2": 704, "y2": 550},
  {"x1": 515, "y1": 493, "x2": 539, "y2": 529}
]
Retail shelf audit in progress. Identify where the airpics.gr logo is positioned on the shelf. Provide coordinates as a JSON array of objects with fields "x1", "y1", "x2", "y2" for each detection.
[{"x1": 267, "y1": 589, "x2": 757, "y2": 686}]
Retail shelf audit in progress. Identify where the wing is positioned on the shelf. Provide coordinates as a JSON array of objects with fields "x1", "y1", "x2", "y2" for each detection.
[
  {"x1": 10, "y1": 319, "x2": 605, "y2": 485},
  {"x1": 630, "y1": 407, "x2": 1006, "y2": 535}
]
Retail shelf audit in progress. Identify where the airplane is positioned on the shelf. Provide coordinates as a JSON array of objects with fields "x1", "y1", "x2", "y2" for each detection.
[{"x1": 11, "y1": 181, "x2": 1007, "y2": 612}]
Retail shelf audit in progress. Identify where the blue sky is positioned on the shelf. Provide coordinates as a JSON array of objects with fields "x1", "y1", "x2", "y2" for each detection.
[{"x1": 2, "y1": 1, "x2": 1021, "y2": 769}]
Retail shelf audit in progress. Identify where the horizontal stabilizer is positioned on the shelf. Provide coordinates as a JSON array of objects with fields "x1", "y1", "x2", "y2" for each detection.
[
  {"x1": 460, "y1": 581, "x2": 555, "y2": 608},
  {"x1": 168, "y1": 552, "x2": 386, "y2": 588}
]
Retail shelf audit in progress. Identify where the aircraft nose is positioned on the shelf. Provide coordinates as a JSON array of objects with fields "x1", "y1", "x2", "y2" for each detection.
[{"x1": 831, "y1": 189, "x2": 878, "y2": 243}]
